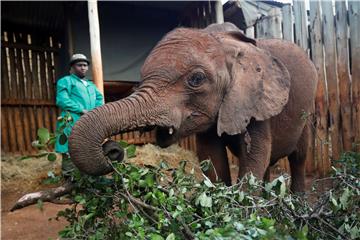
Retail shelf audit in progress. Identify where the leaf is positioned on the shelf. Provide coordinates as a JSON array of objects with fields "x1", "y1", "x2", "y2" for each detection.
[
  {"x1": 248, "y1": 174, "x2": 256, "y2": 186},
  {"x1": 145, "y1": 174, "x2": 155, "y2": 187},
  {"x1": 350, "y1": 226, "x2": 360, "y2": 239},
  {"x1": 339, "y1": 188, "x2": 351, "y2": 210},
  {"x1": 19, "y1": 152, "x2": 48, "y2": 160},
  {"x1": 118, "y1": 140, "x2": 128, "y2": 148},
  {"x1": 47, "y1": 152, "x2": 57, "y2": 162},
  {"x1": 31, "y1": 140, "x2": 45, "y2": 149},
  {"x1": 125, "y1": 232, "x2": 133, "y2": 237},
  {"x1": 165, "y1": 233, "x2": 175, "y2": 240},
  {"x1": 150, "y1": 233, "x2": 164, "y2": 240},
  {"x1": 200, "y1": 159, "x2": 211, "y2": 172},
  {"x1": 197, "y1": 192, "x2": 212, "y2": 208},
  {"x1": 203, "y1": 176, "x2": 215, "y2": 188},
  {"x1": 59, "y1": 134, "x2": 68, "y2": 145},
  {"x1": 238, "y1": 191, "x2": 245, "y2": 202},
  {"x1": 159, "y1": 161, "x2": 169, "y2": 169},
  {"x1": 279, "y1": 180, "x2": 286, "y2": 198},
  {"x1": 38, "y1": 128, "x2": 50, "y2": 144},
  {"x1": 223, "y1": 214, "x2": 231, "y2": 222},
  {"x1": 126, "y1": 145, "x2": 136, "y2": 158},
  {"x1": 48, "y1": 171, "x2": 55, "y2": 178}
]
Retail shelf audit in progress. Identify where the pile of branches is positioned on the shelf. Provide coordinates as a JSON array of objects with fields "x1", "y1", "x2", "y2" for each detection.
[{"x1": 12, "y1": 148, "x2": 360, "y2": 239}]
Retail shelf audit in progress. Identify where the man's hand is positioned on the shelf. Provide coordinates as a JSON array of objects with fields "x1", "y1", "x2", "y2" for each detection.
[{"x1": 82, "y1": 110, "x2": 88, "y2": 115}]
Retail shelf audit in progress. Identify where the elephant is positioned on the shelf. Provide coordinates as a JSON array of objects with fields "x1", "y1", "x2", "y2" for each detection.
[{"x1": 69, "y1": 22, "x2": 318, "y2": 192}]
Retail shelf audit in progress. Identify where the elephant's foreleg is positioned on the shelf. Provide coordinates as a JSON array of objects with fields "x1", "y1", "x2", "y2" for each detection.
[
  {"x1": 196, "y1": 128, "x2": 231, "y2": 186},
  {"x1": 288, "y1": 124, "x2": 309, "y2": 192},
  {"x1": 237, "y1": 121, "x2": 272, "y2": 181}
]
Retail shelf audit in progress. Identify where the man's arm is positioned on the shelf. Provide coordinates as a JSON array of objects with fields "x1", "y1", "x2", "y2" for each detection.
[{"x1": 56, "y1": 78, "x2": 84, "y2": 114}]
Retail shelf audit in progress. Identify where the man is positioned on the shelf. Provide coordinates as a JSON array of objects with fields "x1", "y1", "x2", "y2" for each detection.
[{"x1": 55, "y1": 53, "x2": 104, "y2": 177}]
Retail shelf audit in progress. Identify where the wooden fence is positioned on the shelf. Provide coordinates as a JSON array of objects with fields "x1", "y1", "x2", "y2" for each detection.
[
  {"x1": 1, "y1": 31, "x2": 61, "y2": 153},
  {"x1": 248, "y1": 1, "x2": 360, "y2": 176}
]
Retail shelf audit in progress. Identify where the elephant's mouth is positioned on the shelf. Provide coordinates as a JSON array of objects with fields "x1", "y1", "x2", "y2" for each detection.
[
  {"x1": 155, "y1": 126, "x2": 179, "y2": 148},
  {"x1": 135, "y1": 124, "x2": 179, "y2": 148}
]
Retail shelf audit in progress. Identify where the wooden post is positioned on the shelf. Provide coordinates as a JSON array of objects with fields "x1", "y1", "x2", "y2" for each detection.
[
  {"x1": 246, "y1": 26, "x2": 255, "y2": 38},
  {"x1": 282, "y1": 4, "x2": 293, "y2": 42},
  {"x1": 258, "y1": 8, "x2": 282, "y2": 39},
  {"x1": 214, "y1": 0, "x2": 224, "y2": 24},
  {"x1": 88, "y1": 0, "x2": 104, "y2": 95},
  {"x1": 310, "y1": 1, "x2": 329, "y2": 176},
  {"x1": 293, "y1": 1, "x2": 308, "y2": 52},
  {"x1": 66, "y1": 14, "x2": 74, "y2": 59},
  {"x1": 336, "y1": 1, "x2": 353, "y2": 152},
  {"x1": 349, "y1": 1, "x2": 360, "y2": 151},
  {"x1": 322, "y1": 1, "x2": 341, "y2": 160}
]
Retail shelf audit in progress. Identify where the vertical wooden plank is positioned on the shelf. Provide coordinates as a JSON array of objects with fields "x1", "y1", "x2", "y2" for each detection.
[
  {"x1": 349, "y1": 1, "x2": 360, "y2": 151},
  {"x1": 1, "y1": 107, "x2": 10, "y2": 153},
  {"x1": 39, "y1": 51, "x2": 51, "y2": 135},
  {"x1": 50, "y1": 106, "x2": 58, "y2": 133},
  {"x1": 8, "y1": 32, "x2": 19, "y2": 99},
  {"x1": 322, "y1": 1, "x2": 341, "y2": 160},
  {"x1": 21, "y1": 107, "x2": 32, "y2": 153},
  {"x1": 36, "y1": 106, "x2": 45, "y2": 129},
  {"x1": 7, "y1": 108, "x2": 18, "y2": 153},
  {"x1": 39, "y1": 51, "x2": 48, "y2": 100},
  {"x1": 336, "y1": 1, "x2": 353, "y2": 152},
  {"x1": 293, "y1": 1, "x2": 308, "y2": 52},
  {"x1": 282, "y1": 4, "x2": 293, "y2": 42},
  {"x1": 14, "y1": 106, "x2": 26, "y2": 153},
  {"x1": 15, "y1": 33, "x2": 28, "y2": 153},
  {"x1": 309, "y1": 1, "x2": 329, "y2": 177},
  {"x1": 269, "y1": 8, "x2": 282, "y2": 39},
  {"x1": 15, "y1": 33, "x2": 26, "y2": 99},
  {"x1": 23, "y1": 48, "x2": 33, "y2": 99},
  {"x1": 45, "y1": 51, "x2": 55, "y2": 100},
  {"x1": 1, "y1": 47, "x2": 10, "y2": 99},
  {"x1": 256, "y1": 19, "x2": 266, "y2": 38},
  {"x1": 25, "y1": 34, "x2": 34, "y2": 99},
  {"x1": 28, "y1": 106, "x2": 37, "y2": 144},
  {"x1": 31, "y1": 50, "x2": 41, "y2": 99},
  {"x1": 44, "y1": 106, "x2": 52, "y2": 135},
  {"x1": 246, "y1": 26, "x2": 255, "y2": 38},
  {"x1": 256, "y1": 9, "x2": 282, "y2": 39},
  {"x1": 22, "y1": 40, "x2": 35, "y2": 151}
]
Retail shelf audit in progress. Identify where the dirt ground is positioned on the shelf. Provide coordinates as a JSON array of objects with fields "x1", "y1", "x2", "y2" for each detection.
[
  {"x1": 1, "y1": 188, "x2": 69, "y2": 240},
  {"x1": 1, "y1": 154, "x2": 69, "y2": 240}
]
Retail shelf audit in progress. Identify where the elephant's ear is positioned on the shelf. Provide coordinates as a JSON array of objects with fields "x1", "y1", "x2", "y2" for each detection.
[{"x1": 216, "y1": 33, "x2": 291, "y2": 136}]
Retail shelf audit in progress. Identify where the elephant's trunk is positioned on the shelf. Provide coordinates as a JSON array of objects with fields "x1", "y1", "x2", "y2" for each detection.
[{"x1": 69, "y1": 92, "x2": 167, "y2": 176}]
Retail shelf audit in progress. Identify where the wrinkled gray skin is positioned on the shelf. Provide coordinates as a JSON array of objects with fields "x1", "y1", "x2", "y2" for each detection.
[{"x1": 69, "y1": 23, "x2": 317, "y2": 192}]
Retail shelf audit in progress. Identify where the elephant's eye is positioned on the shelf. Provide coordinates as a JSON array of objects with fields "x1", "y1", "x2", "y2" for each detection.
[{"x1": 188, "y1": 72, "x2": 206, "y2": 88}]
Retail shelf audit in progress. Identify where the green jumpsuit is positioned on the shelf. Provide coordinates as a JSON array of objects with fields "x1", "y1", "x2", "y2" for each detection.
[{"x1": 55, "y1": 74, "x2": 104, "y2": 173}]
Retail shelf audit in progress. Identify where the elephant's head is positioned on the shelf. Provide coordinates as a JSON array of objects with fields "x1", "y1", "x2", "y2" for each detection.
[{"x1": 69, "y1": 24, "x2": 290, "y2": 176}]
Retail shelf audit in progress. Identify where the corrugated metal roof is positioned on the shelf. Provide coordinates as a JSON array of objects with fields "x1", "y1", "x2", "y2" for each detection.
[{"x1": 1, "y1": 1, "x2": 66, "y2": 33}]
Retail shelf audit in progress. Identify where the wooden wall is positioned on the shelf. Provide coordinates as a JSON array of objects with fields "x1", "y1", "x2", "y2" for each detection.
[
  {"x1": 1, "y1": 31, "x2": 61, "y2": 153},
  {"x1": 251, "y1": 1, "x2": 360, "y2": 176}
]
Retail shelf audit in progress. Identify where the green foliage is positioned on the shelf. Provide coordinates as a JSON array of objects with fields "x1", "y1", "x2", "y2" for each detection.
[
  {"x1": 53, "y1": 150, "x2": 360, "y2": 240},
  {"x1": 117, "y1": 140, "x2": 137, "y2": 159},
  {"x1": 21, "y1": 120, "x2": 360, "y2": 239}
]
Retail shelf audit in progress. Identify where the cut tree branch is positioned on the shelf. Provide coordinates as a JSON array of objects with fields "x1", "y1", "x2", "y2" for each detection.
[{"x1": 11, "y1": 182, "x2": 75, "y2": 211}]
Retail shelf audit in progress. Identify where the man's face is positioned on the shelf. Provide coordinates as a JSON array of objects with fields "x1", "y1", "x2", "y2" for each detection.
[{"x1": 72, "y1": 61, "x2": 89, "y2": 78}]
